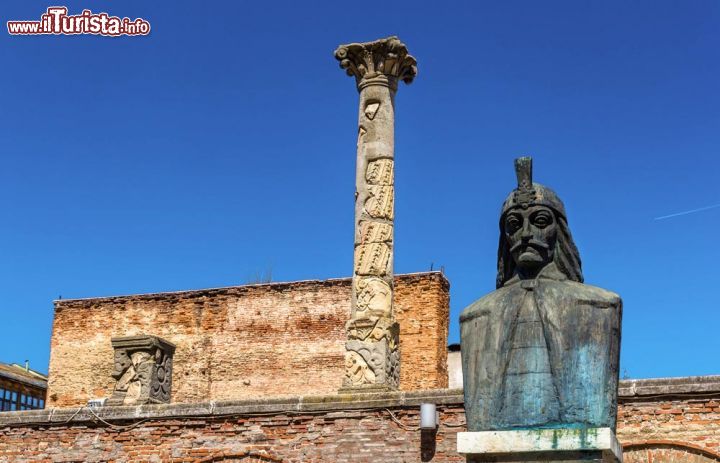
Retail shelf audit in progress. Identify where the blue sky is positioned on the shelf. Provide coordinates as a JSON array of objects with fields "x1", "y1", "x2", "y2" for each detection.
[{"x1": 1, "y1": 1, "x2": 718, "y2": 379}]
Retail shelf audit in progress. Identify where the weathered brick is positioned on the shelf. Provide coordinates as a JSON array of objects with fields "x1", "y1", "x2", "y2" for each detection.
[
  {"x1": 0, "y1": 389, "x2": 716, "y2": 462},
  {"x1": 47, "y1": 272, "x2": 449, "y2": 408}
]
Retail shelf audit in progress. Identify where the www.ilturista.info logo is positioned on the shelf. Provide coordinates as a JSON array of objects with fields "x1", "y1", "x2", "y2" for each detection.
[{"x1": 7, "y1": 7, "x2": 150, "y2": 36}]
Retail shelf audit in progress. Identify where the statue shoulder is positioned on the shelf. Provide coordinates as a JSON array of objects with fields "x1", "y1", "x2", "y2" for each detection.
[
  {"x1": 460, "y1": 286, "x2": 513, "y2": 323},
  {"x1": 556, "y1": 280, "x2": 622, "y2": 307}
]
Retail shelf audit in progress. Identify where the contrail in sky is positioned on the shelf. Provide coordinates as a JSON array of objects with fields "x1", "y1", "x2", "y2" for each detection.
[{"x1": 654, "y1": 203, "x2": 720, "y2": 221}]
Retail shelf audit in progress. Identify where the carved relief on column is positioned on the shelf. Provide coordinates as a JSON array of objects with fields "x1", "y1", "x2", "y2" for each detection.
[
  {"x1": 335, "y1": 36, "x2": 416, "y2": 393},
  {"x1": 107, "y1": 335, "x2": 176, "y2": 406},
  {"x1": 343, "y1": 318, "x2": 400, "y2": 390},
  {"x1": 354, "y1": 221, "x2": 393, "y2": 317},
  {"x1": 366, "y1": 158, "x2": 394, "y2": 184}
]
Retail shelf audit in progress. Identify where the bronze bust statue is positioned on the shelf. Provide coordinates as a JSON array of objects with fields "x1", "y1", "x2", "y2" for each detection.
[{"x1": 460, "y1": 157, "x2": 622, "y2": 432}]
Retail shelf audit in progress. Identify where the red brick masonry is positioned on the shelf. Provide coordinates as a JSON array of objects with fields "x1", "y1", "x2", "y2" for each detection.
[
  {"x1": 47, "y1": 272, "x2": 449, "y2": 408},
  {"x1": 619, "y1": 376, "x2": 720, "y2": 463},
  {"x1": 0, "y1": 376, "x2": 718, "y2": 462}
]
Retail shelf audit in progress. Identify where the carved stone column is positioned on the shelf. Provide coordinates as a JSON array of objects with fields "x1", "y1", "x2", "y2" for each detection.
[
  {"x1": 334, "y1": 36, "x2": 417, "y2": 392},
  {"x1": 107, "y1": 335, "x2": 175, "y2": 406}
]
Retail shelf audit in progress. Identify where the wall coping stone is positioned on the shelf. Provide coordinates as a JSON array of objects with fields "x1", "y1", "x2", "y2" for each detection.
[
  {"x1": 2, "y1": 375, "x2": 719, "y2": 428},
  {"x1": 0, "y1": 389, "x2": 465, "y2": 428},
  {"x1": 53, "y1": 271, "x2": 449, "y2": 305},
  {"x1": 618, "y1": 375, "x2": 720, "y2": 399}
]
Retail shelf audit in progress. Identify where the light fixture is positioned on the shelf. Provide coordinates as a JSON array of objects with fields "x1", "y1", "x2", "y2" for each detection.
[{"x1": 420, "y1": 403, "x2": 438, "y2": 429}]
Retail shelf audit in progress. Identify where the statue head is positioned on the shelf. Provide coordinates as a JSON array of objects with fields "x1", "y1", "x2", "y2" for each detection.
[{"x1": 496, "y1": 157, "x2": 583, "y2": 288}]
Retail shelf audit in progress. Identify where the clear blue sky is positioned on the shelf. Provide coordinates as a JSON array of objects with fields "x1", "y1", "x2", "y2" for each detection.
[{"x1": 2, "y1": 1, "x2": 718, "y2": 379}]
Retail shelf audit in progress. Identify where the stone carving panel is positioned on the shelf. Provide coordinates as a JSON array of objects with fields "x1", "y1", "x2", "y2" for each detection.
[
  {"x1": 343, "y1": 323, "x2": 400, "y2": 388},
  {"x1": 366, "y1": 159, "x2": 393, "y2": 185},
  {"x1": 358, "y1": 221, "x2": 392, "y2": 245},
  {"x1": 387, "y1": 336, "x2": 400, "y2": 388},
  {"x1": 364, "y1": 185, "x2": 394, "y2": 219},
  {"x1": 108, "y1": 335, "x2": 175, "y2": 406},
  {"x1": 346, "y1": 339, "x2": 387, "y2": 384},
  {"x1": 344, "y1": 350, "x2": 375, "y2": 385},
  {"x1": 346, "y1": 317, "x2": 395, "y2": 342},
  {"x1": 343, "y1": 319, "x2": 399, "y2": 389},
  {"x1": 354, "y1": 242, "x2": 391, "y2": 276},
  {"x1": 356, "y1": 126, "x2": 366, "y2": 148},
  {"x1": 355, "y1": 277, "x2": 392, "y2": 317},
  {"x1": 364, "y1": 101, "x2": 380, "y2": 120}
]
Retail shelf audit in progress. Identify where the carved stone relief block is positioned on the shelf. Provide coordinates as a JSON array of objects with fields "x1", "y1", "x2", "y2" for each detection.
[
  {"x1": 358, "y1": 221, "x2": 392, "y2": 245},
  {"x1": 354, "y1": 242, "x2": 391, "y2": 276},
  {"x1": 357, "y1": 126, "x2": 366, "y2": 148},
  {"x1": 366, "y1": 159, "x2": 393, "y2": 186},
  {"x1": 346, "y1": 317, "x2": 394, "y2": 342},
  {"x1": 364, "y1": 101, "x2": 380, "y2": 120},
  {"x1": 364, "y1": 185, "x2": 394, "y2": 219},
  {"x1": 344, "y1": 350, "x2": 376, "y2": 385},
  {"x1": 355, "y1": 277, "x2": 392, "y2": 317},
  {"x1": 345, "y1": 339, "x2": 388, "y2": 385},
  {"x1": 107, "y1": 335, "x2": 175, "y2": 406},
  {"x1": 342, "y1": 319, "x2": 399, "y2": 389}
]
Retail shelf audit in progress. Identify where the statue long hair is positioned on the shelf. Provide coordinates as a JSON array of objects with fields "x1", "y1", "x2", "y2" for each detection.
[{"x1": 496, "y1": 211, "x2": 583, "y2": 288}]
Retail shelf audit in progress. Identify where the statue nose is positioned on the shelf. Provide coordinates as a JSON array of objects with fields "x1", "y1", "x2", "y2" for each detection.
[{"x1": 521, "y1": 221, "x2": 533, "y2": 238}]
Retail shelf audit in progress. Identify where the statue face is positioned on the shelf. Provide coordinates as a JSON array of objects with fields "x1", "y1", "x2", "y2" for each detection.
[{"x1": 504, "y1": 205, "x2": 557, "y2": 272}]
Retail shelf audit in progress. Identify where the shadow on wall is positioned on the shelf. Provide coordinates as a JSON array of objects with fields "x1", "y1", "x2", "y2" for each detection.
[{"x1": 421, "y1": 427, "x2": 437, "y2": 462}]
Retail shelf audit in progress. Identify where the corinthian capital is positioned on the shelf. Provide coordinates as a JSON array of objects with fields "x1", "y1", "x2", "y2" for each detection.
[{"x1": 335, "y1": 36, "x2": 417, "y2": 90}]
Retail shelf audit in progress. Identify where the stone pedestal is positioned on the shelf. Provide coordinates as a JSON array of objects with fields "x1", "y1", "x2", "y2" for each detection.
[
  {"x1": 457, "y1": 428, "x2": 623, "y2": 463},
  {"x1": 107, "y1": 335, "x2": 176, "y2": 406},
  {"x1": 334, "y1": 36, "x2": 416, "y2": 393}
]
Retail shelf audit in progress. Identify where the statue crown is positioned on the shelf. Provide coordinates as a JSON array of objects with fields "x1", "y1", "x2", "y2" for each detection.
[
  {"x1": 501, "y1": 156, "x2": 567, "y2": 219},
  {"x1": 513, "y1": 157, "x2": 536, "y2": 209}
]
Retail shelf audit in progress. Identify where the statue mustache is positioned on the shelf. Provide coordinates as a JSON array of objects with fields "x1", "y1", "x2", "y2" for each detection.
[{"x1": 509, "y1": 239, "x2": 550, "y2": 253}]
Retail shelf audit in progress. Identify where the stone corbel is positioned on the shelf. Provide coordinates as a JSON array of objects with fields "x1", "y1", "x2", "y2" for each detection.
[{"x1": 107, "y1": 335, "x2": 176, "y2": 406}]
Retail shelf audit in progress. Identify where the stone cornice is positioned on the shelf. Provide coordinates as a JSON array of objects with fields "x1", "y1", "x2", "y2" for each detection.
[
  {"x1": 0, "y1": 389, "x2": 464, "y2": 428},
  {"x1": 2, "y1": 376, "x2": 719, "y2": 428},
  {"x1": 53, "y1": 271, "x2": 448, "y2": 306},
  {"x1": 334, "y1": 36, "x2": 417, "y2": 90},
  {"x1": 618, "y1": 375, "x2": 720, "y2": 399}
]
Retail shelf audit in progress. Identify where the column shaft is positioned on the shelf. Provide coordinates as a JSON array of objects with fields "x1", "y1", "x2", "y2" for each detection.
[{"x1": 352, "y1": 81, "x2": 395, "y2": 320}]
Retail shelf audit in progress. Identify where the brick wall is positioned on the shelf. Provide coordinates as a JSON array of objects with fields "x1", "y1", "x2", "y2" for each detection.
[
  {"x1": 617, "y1": 376, "x2": 720, "y2": 462},
  {"x1": 618, "y1": 397, "x2": 720, "y2": 450},
  {"x1": 0, "y1": 390, "x2": 466, "y2": 463},
  {"x1": 0, "y1": 380, "x2": 719, "y2": 463},
  {"x1": 47, "y1": 272, "x2": 449, "y2": 408}
]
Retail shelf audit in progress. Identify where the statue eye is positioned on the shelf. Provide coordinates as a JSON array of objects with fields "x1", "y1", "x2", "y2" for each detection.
[
  {"x1": 532, "y1": 211, "x2": 553, "y2": 228},
  {"x1": 505, "y1": 215, "x2": 522, "y2": 233}
]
